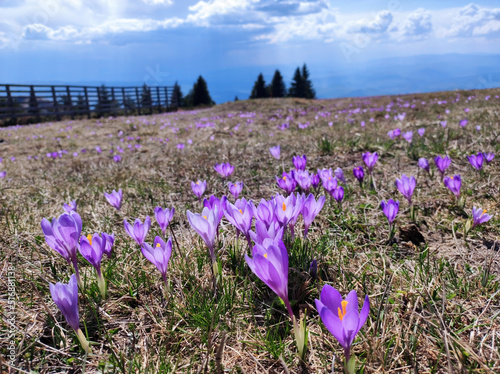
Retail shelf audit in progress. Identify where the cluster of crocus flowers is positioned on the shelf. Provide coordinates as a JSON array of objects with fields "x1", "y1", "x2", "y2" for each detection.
[
  {"x1": 315, "y1": 285, "x2": 369, "y2": 371},
  {"x1": 49, "y1": 274, "x2": 91, "y2": 353},
  {"x1": 104, "y1": 189, "x2": 123, "y2": 210},
  {"x1": 276, "y1": 171, "x2": 297, "y2": 195}
]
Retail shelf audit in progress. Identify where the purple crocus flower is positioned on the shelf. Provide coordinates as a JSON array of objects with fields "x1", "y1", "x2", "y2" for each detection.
[
  {"x1": 276, "y1": 171, "x2": 297, "y2": 195},
  {"x1": 224, "y1": 199, "x2": 254, "y2": 247},
  {"x1": 315, "y1": 285, "x2": 369, "y2": 364},
  {"x1": 123, "y1": 216, "x2": 151, "y2": 245},
  {"x1": 228, "y1": 181, "x2": 244, "y2": 200},
  {"x1": 417, "y1": 128, "x2": 425, "y2": 137},
  {"x1": 484, "y1": 153, "x2": 495, "y2": 163},
  {"x1": 104, "y1": 189, "x2": 123, "y2": 210},
  {"x1": 459, "y1": 119, "x2": 468, "y2": 127},
  {"x1": 332, "y1": 186, "x2": 344, "y2": 204},
  {"x1": 362, "y1": 152, "x2": 378, "y2": 173},
  {"x1": 79, "y1": 233, "x2": 107, "y2": 297},
  {"x1": 113, "y1": 155, "x2": 122, "y2": 162},
  {"x1": 293, "y1": 154, "x2": 307, "y2": 171},
  {"x1": 245, "y1": 239, "x2": 294, "y2": 319},
  {"x1": 380, "y1": 199, "x2": 399, "y2": 224},
  {"x1": 63, "y1": 200, "x2": 77, "y2": 213},
  {"x1": 203, "y1": 195, "x2": 227, "y2": 224},
  {"x1": 0, "y1": 171, "x2": 5, "y2": 178},
  {"x1": 440, "y1": 120, "x2": 447, "y2": 128},
  {"x1": 253, "y1": 198, "x2": 275, "y2": 228},
  {"x1": 311, "y1": 173, "x2": 320, "y2": 189},
  {"x1": 154, "y1": 206, "x2": 175, "y2": 236},
  {"x1": 269, "y1": 145, "x2": 281, "y2": 160},
  {"x1": 141, "y1": 236, "x2": 172, "y2": 286},
  {"x1": 214, "y1": 162, "x2": 234, "y2": 178},
  {"x1": 49, "y1": 274, "x2": 91, "y2": 353},
  {"x1": 41, "y1": 212, "x2": 83, "y2": 287},
  {"x1": 418, "y1": 158, "x2": 430, "y2": 173},
  {"x1": 444, "y1": 175, "x2": 462, "y2": 198},
  {"x1": 317, "y1": 168, "x2": 333, "y2": 183},
  {"x1": 467, "y1": 153, "x2": 484, "y2": 171},
  {"x1": 274, "y1": 193, "x2": 303, "y2": 230},
  {"x1": 102, "y1": 233, "x2": 114, "y2": 258},
  {"x1": 396, "y1": 174, "x2": 416, "y2": 205},
  {"x1": 191, "y1": 180, "x2": 207, "y2": 200},
  {"x1": 186, "y1": 206, "x2": 219, "y2": 265},
  {"x1": 302, "y1": 194, "x2": 326, "y2": 238},
  {"x1": 434, "y1": 156, "x2": 451, "y2": 179},
  {"x1": 471, "y1": 207, "x2": 492, "y2": 228},
  {"x1": 249, "y1": 220, "x2": 284, "y2": 246},
  {"x1": 353, "y1": 166, "x2": 364, "y2": 185},
  {"x1": 402, "y1": 131, "x2": 413, "y2": 143},
  {"x1": 322, "y1": 176, "x2": 338, "y2": 194},
  {"x1": 294, "y1": 170, "x2": 312, "y2": 192},
  {"x1": 335, "y1": 168, "x2": 346, "y2": 184}
]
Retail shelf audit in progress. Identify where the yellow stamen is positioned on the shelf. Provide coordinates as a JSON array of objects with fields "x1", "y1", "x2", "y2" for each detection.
[
  {"x1": 264, "y1": 253, "x2": 268, "y2": 258},
  {"x1": 239, "y1": 209, "x2": 243, "y2": 214},
  {"x1": 282, "y1": 203, "x2": 286, "y2": 211},
  {"x1": 481, "y1": 209, "x2": 487, "y2": 217},
  {"x1": 86, "y1": 234, "x2": 92, "y2": 245},
  {"x1": 203, "y1": 215, "x2": 207, "y2": 219},
  {"x1": 283, "y1": 176, "x2": 287, "y2": 181},
  {"x1": 337, "y1": 300, "x2": 348, "y2": 321},
  {"x1": 196, "y1": 181, "x2": 200, "y2": 185},
  {"x1": 156, "y1": 243, "x2": 161, "y2": 248}
]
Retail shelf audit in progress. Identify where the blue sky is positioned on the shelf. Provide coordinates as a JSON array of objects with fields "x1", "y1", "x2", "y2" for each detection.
[{"x1": 1, "y1": 1, "x2": 500, "y2": 102}]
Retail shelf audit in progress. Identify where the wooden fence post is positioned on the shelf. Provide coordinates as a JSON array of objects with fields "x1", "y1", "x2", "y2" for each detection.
[
  {"x1": 66, "y1": 86, "x2": 74, "y2": 119},
  {"x1": 29, "y1": 85, "x2": 40, "y2": 122},
  {"x1": 135, "y1": 87, "x2": 141, "y2": 115},
  {"x1": 111, "y1": 87, "x2": 117, "y2": 117},
  {"x1": 6, "y1": 85, "x2": 15, "y2": 118},
  {"x1": 51, "y1": 86, "x2": 61, "y2": 121},
  {"x1": 122, "y1": 87, "x2": 128, "y2": 116},
  {"x1": 156, "y1": 87, "x2": 161, "y2": 113},
  {"x1": 84, "y1": 87, "x2": 91, "y2": 119}
]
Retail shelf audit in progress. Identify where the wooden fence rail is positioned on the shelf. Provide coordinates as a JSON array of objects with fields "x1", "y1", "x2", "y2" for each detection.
[{"x1": 0, "y1": 84, "x2": 177, "y2": 124}]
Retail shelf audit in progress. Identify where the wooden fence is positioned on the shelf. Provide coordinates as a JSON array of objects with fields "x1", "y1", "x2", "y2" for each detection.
[{"x1": 0, "y1": 84, "x2": 177, "y2": 124}]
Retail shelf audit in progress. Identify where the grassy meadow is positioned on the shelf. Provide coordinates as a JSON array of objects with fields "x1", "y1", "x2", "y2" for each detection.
[{"x1": 1, "y1": 90, "x2": 500, "y2": 373}]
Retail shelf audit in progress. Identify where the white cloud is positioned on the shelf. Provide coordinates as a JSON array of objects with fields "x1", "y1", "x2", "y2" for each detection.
[
  {"x1": 142, "y1": 0, "x2": 173, "y2": 5},
  {"x1": 447, "y1": 3, "x2": 500, "y2": 37},
  {"x1": 348, "y1": 10, "x2": 393, "y2": 34},
  {"x1": 402, "y1": 9, "x2": 432, "y2": 37}
]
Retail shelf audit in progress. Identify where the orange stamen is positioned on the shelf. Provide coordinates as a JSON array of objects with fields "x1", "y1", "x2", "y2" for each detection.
[
  {"x1": 282, "y1": 203, "x2": 286, "y2": 211},
  {"x1": 86, "y1": 234, "x2": 92, "y2": 245},
  {"x1": 337, "y1": 300, "x2": 348, "y2": 321}
]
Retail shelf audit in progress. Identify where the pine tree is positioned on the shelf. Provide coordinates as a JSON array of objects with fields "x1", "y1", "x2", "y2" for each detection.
[
  {"x1": 171, "y1": 81, "x2": 183, "y2": 107},
  {"x1": 302, "y1": 64, "x2": 316, "y2": 99},
  {"x1": 141, "y1": 84, "x2": 152, "y2": 108},
  {"x1": 270, "y1": 70, "x2": 286, "y2": 98},
  {"x1": 185, "y1": 76, "x2": 214, "y2": 107},
  {"x1": 288, "y1": 67, "x2": 305, "y2": 98},
  {"x1": 250, "y1": 73, "x2": 269, "y2": 99}
]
